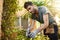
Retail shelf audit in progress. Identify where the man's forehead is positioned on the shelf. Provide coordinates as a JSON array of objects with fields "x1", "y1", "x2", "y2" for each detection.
[{"x1": 27, "y1": 5, "x2": 31, "y2": 8}]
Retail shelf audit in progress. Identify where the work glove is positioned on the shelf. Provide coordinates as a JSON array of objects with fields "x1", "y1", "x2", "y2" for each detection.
[
  {"x1": 28, "y1": 28, "x2": 40, "y2": 38},
  {"x1": 26, "y1": 25, "x2": 33, "y2": 38}
]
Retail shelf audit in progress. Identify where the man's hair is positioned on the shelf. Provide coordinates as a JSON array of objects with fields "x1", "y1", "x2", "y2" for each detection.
[{"x1": 24, "y1": 1, "x2": 33, "y2": 9}]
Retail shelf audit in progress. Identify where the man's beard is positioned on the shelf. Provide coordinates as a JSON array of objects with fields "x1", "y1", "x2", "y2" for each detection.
[{"x1": 32, "y1": 9, "x2": 36, "y2": 14}]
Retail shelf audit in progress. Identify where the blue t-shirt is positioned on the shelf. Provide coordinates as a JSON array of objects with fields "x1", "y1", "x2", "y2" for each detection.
[{"x1": 31, "y1": 6, "x2": 55, "y2": 25}]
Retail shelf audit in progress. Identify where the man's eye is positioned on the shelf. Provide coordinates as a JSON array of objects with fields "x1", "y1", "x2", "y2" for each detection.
[
  {"x1": 29, "y1": 8, "x2": 31, "y2": 10},
  {"x1": 27, "y1": 9, "x2": 29, "y2": 11}
]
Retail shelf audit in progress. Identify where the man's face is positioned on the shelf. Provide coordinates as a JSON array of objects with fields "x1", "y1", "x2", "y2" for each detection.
[{"x1": 26, "y1": 5, "x2": 35, "y2": 14}]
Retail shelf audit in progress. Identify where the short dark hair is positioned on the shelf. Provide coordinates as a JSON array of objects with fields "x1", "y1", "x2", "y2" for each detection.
[{"x1": 24, "y1": 1, "x2": 33, "y2": 9}]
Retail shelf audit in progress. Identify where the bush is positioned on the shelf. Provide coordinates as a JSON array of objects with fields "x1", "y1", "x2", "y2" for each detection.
[{"x1": 15, "y1": 29, "x2": 49, "y2": 40}]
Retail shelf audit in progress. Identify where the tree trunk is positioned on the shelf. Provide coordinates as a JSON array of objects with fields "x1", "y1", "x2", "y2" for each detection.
[{"x1": 0, "y1": 0, "x2": 3, "y2": 40}]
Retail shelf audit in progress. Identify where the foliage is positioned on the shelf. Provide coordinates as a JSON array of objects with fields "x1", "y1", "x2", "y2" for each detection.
[
  {"x1": 1, "y1": 0, "x2": 18, "y2": 40},
  {"x1": 33, "y1": 1, "x2": 46, "y2": 6},
  {"x1": 16, "y1": 29, "x2": 49, "y2": 40},
  {"x1": 21, "y1": 12, "x2": 32, "y2": 20}
]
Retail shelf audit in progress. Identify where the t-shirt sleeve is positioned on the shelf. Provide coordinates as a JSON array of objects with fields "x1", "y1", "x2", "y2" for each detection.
[{"x1": 41, "y1": 6, "x2": 50, "y2": 14}]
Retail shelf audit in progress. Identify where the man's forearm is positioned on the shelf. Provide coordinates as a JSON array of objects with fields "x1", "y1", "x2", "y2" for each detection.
[
  {"x1": 28, "y1": 18, "x2": 36, "y2": 32},
  {"x1": 38, "y1": 24, "x2": 48, "y2": 32},
  {"x1": 30, "y1": 20, "x2": 36, "y2": 32}
]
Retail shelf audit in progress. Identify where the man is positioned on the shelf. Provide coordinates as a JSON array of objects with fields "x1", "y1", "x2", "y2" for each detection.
[{"x1": 24, "y1": 1, "x2": 58, "y2": 40}]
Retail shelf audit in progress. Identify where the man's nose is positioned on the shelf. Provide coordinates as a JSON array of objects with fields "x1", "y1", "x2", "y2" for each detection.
[{"x1": 29, "y1": 10, "x2": 32, "y2": 13}]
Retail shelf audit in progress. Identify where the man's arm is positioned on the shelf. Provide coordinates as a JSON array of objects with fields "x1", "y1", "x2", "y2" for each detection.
[
  {"x1": 38, "y1": 6, "x2": 50, "y2": 32},
  {"x1": 26, "y1": 18, "x2": 36, "y2": 37},
  {"x1": 28, "y1": 13, "x2": 49, "y2": 38},
  {"x1": 28, "y1": 18, "x2": 36, "y2": 32},
  {"x1": 38, "y1": 13, "x2": 49, "y2": 32}
]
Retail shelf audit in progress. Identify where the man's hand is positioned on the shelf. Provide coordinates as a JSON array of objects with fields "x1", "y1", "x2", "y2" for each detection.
[{"x1": 28, "y1": 28, "x2": 40, "y2": 38}]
